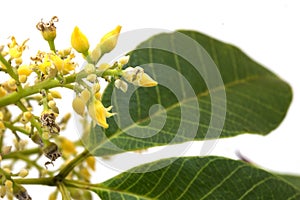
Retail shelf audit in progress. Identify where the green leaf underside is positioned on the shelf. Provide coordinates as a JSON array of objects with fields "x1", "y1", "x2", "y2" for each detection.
[
  {"x1": 85, "y1": 30, "x2": 292, "y2": 156},
  {"x1": 93, "y1": 156, "x2": 300, "y2": 200}
]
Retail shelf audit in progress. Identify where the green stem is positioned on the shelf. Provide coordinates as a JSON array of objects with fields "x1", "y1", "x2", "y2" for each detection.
[
  {"x1": 63, "y1": 179, "x2": 98, "y2": 191},
  {"x1": 48, "y1": 39, "x2": 56, "y2": 52},
  {"x1": 2, "y1": 147, "x2": 40, "y2": 159},
  {"x1": 3, "y1": 121, "x2": 30, "y2": 136},
  {"x1": 16, "y1": 101, "x2": 42, "y2": 134},
  {"x1": 58, "y1": 182, "x2": 71, "y2": 200},
  {"x1": 0, "y1": 53, "x2": 19, "y2": 83},
  {"x1": 14, "y1": 177, "x2": 55, "y2": 186},
  {"x1": 55, "y1": 149, "x2": 90, "y2": 181},
  {"x1": 0, "y1": 74, "x2": 76, "y2": 107}
]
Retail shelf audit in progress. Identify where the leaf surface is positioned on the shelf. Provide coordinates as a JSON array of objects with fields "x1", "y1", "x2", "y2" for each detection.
[
  {"x1": 92, "y1": 157, "x2": 300, "y2": 200},
  {"x1": 84, "y1": 30, "x2": 292, "y2": 156}
]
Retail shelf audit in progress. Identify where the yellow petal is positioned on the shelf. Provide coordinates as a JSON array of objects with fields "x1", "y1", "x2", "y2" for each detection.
[
  {"x1": 139, "y1": 73, "x2": 158, "y2": 87},
  {"x1": 88, "y1": 100, "x2": 109, "y2": 128},
  {"x1": 71, "y1": 26, "x2": 89, "y2": 54}
]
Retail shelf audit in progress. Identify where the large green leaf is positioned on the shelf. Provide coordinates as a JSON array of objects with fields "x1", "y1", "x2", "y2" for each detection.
[
  {"x1": 83, "y1": 30, "x2": 292, "y2": 156},
  {"x1": 92, "y1": 156, "x2": 300, "y2": 199}
]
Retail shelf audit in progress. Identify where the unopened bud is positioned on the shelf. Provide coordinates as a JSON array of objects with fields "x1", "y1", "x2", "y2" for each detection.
[
  {"x1": 71, "y1": 26, "x2": 89, "y2": 54},
  {"x1": 84, "y1": 64, "x2": 95, "y2": 74},
  {"x1": 17, "y1": 65, "x2": 32, "y2": 76},
  {"x1": 80, "y1": 89, "x2": 91, "y2": 104},
  {"x1": 2, "y1": 146, "x2": 12, "y2": 155},
  {"x1": 100, "y1": 25, "x2": 121, "y2": 53},
  {"x1": 86, "y1": 74, "x2": 97, "y2": 82},
  {"x1": 98, "y1": 63, "x2": 111, "y2": 72},
  {"x1": 92, "y1": 83, "x2": 100, "y2": 94},
  {"x1": 0, "y1": 86, "x2": 7, "y2": 97},
  {"x1": 72, "y1": 97, "x2": 85, "y2": 116},
  {"x1": 119, "y1": 55, "x2": 130, "y2": 66},
  {"x1": 19, "y1": 75, "x2": 27, "y2": 83},
  {"x1": 49, "y1": 90, "x2": 62, "y2": 99},
  {"x1": 18, "y1": 169, "x2": 29, "y2": 178}
]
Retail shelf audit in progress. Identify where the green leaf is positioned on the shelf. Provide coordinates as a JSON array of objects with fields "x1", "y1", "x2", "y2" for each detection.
[
  {"x1": 278, "y1": 174, "x2": 300, "y2": 190},
  {"x1": 84, "y1": 30, "x2": 292, "y2": 156},
  {"x1": 92, "y1": 156, "x2": 300, "y2": 199}
]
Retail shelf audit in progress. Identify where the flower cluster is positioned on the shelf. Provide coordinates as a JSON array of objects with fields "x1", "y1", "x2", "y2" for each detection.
[{"x1": 0, "y1": 16, "x2": 158, "y2": 199}]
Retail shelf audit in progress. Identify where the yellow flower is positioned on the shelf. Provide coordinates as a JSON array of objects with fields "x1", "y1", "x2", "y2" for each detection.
[
  {"x1": 17, "y1": 65, "x2": 32, "y2": 76},
  {"x1": 100, "y1": 25, "x2": 121, "y2": 53},
  {"x1": 8, "y1": 36, "x2": 29, "y2": 59},
  {"x1": 71, "y1": 26, "x2": 90, "y2": 54},
  {"x1": 88, "y1": 98, "x2": 114, "y2": 129},
  {"x1": 38, "y1": 54, "x2": 52, "y2": 74},
  {"x1": 50, "y1": 54, "x2": 76, "y2": 74}
]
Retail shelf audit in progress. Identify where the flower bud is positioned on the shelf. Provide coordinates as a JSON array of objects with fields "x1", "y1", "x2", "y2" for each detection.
[
  {"x1": 49, "y1": 90, "x2": 62, "y2": 99},
  {"x1": 17, "y1": 65, "x2": 32, "y2": 76},
  {"x1": 0, "y1": 86, "x2": 7, "y2": 97},
  {"x1": 86, "y1": 156, "x2": 96, "y2": 171},
  {"x1": 86, "y1": 74, "x2": 97, "y2": 82},
  {"x1": 19, "y1": 75, "x2": 27, "y2": 83},
  {"x1": 84, "y1": 63, "x2": 95, "y2": 74},
  {"x1": 0, "y1": 121, "x2": 5, "y2": 130},
  {"x1": 72, "y1": 96, "x2": 85, "y2": 116},
  {"x1": 71, "y1": 26, "x2": 89, "y2": 54},
  {"x1": 100, "y1": 25, "x2": 121, "y2": 53},
  {"x1": 2, "y1": 146, "x2": 12, "y2": 155},
  {"x1": 80, "y1": 89, "x2": 91, "y2": 104},
  {"x1": 119, "y1": 55, "x2": 130, "y2": 65},
  {"x1": 18, "y1": 169, "x2": 29, "y2": 178}
]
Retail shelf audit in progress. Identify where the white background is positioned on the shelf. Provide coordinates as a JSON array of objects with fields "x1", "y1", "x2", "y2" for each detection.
[{"x1": 1, "y1": 0, "x2": 300, "y2": 199}]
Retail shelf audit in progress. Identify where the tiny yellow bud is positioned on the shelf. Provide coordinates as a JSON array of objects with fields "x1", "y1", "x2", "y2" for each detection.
[
  {"x1": 15, "y1": 58, "x2": 23, "y2": 65},
  {"x1": 23, "y1": 111, "x2": 33, "y2": 122},
  {"x1": 17, "y1": 65, "x2": 32, "y2": 76},
  {"x1": 18, "y1": 169, "x2": 29, "y2": 178},
  {"x1": 5, "y1": 180, "x2": 13, "y2": 193},
  {"x1": 100, "y1": 25, "x2": 122, "y2": 53},
  {"x1": 8, "y1": 78, "x2": 16, "y2": 89},
  {"x1": 119, "y1": 55, "x2": 130, "y2": 65},
  {"x1": 72, "y1": 96, "x2": 86, "y2": 116},
  {"x1": 0, "y1": 121, "x2": 5, "y2": 130},
  {"x1": 71, "y1": 26, "x2": 90, "y2": 54},
  {"x1": 49, "y1": 90, "x2": 62, "y2": 99},
  {"x1": 86, "y1": 156, "x2": 96, "y2": 171},
  {"x1": 86, "y1": 74, "x2": 97, "y2": 82},
  {"x1": 42, "y1": 131, "x2": 50, "y2": 140},
  {"x1": 48, "y1": 100, "x2": 56, "y2": 108},
  {"x1": 80, "y1": 89, "x2": 91, "y2": 104},
  {"x1": 2, "y1": 146, "x2": 12, "y2": 155},
  {"x1": 84, "y1": 63, "x2": 95, "y2": 74},
  {"x1": 18, "y1": 75, "x2": 27, "y2": 83},
  {"x1": 0, "y1": 86, "x2": 7, "y2": 97}
]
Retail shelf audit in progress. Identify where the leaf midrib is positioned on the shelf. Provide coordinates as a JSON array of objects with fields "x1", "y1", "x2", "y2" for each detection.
[{"x1": 95, "y1": 74, "x2": 276, "y2": 154}]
